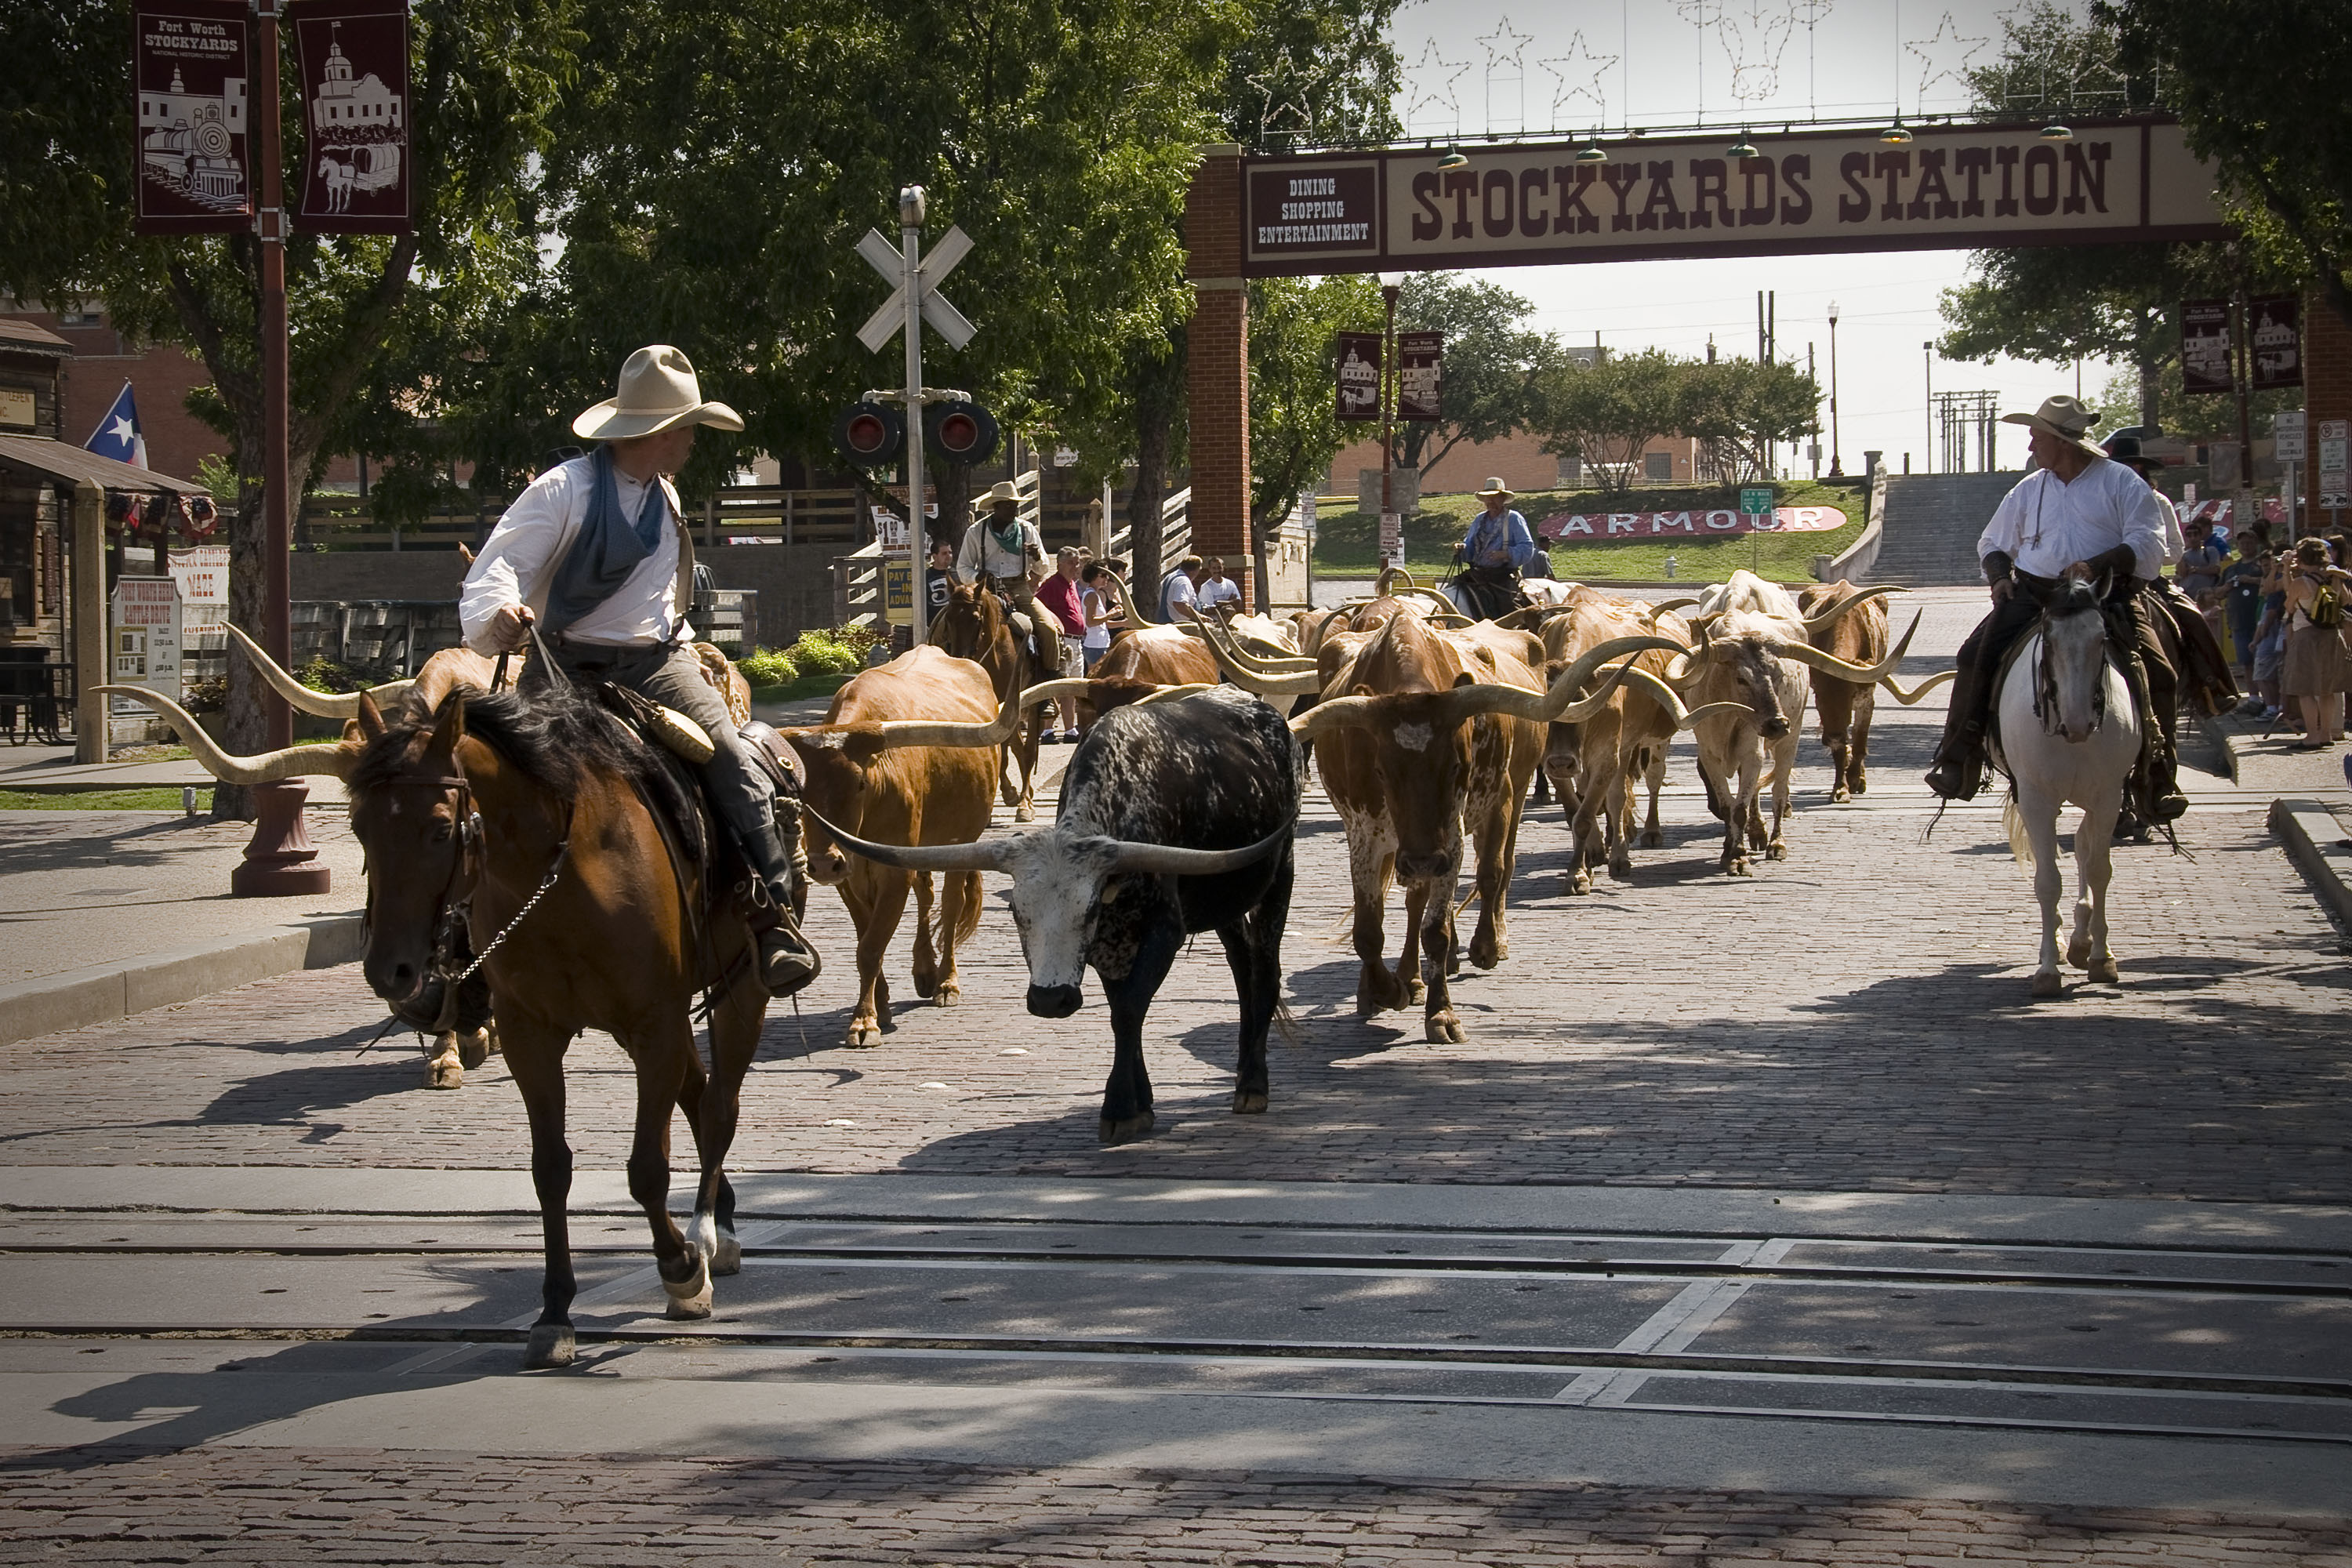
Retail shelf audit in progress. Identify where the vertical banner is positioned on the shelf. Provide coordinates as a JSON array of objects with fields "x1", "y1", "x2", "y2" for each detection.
[
  {"x1": 2180, "y1": 299, "x2": 2234, "y2": 395},
  {"x1": 1397, "y1": 330, "x2": 1444, "y2": 423},
  {"x1": 132, "y1": 0, "x2": 253, "y2": 233},
  {"x1": 2249, "y1": 294, "x2": 2302, "y2": 390},
  {"x1": 292, "y1": 0, "x2": 412, "y2": 233},
  {"x1": 1335, "y1": 332, "x2": 1382, "y2": 422}
]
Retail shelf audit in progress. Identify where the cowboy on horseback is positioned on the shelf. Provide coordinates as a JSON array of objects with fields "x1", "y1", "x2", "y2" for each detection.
[
  {"x1": 953, "y1": 480, "x2": 1054, "y2": 662},
  {"x1": 1922, "y1": 394, "x2": 2186, "y2": 823},
  {"x1": 1450, "y1": 477, "x2": 1537, "y2": 621},
  {"x1": 459, "y1": 344, "x2": 819, "y2": 993}
]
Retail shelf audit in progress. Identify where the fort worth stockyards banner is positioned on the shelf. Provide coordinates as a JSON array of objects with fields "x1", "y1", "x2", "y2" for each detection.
[
  {"x1": 294, "y1": 0, "x2": 412, "y2": 233},
  {"x1": 1537, "y1": 506, "x2": 1849, "y2": 542},
  {"x1": 133, "y1": 0, "x2": 252, "y2": 233},
  {"x1": 1243, "y1": 120, "x2": 2223, "y2": 277}
]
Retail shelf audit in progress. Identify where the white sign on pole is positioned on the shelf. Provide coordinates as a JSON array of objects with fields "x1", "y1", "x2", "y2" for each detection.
[
  {"x1": 2273, "y1": 408, "x2": 2307, "y2": 463},
  {"x1": 2319, "y1": 419, "x2": 2348, "y2": 509},
  {"x1": 110, "y1": 577, "x2": 183, "y2": 717},
  {"x1": 169, "y1": 544, "x2": 229, "y2": 641},
  {"x1": 1379, "y1": 510, "x2": 1402, "y2": 566}
]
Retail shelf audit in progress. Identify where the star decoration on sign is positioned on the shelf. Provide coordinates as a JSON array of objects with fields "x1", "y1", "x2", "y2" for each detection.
[
  {"x1": 1403, "y1": 36, "x2": 1472, "y2": 134},
  {"x1": 1477, "y1": 15, "x2": 1535, "y2": 73},
  {"x1": 1246, "y1": 55, "x2": 1327, "y2": 143},
  {"x1": 1905, "y1": 10, "x2": 1990, "y2": 115},
  {"x1": 1477, "y1": 16, "x2": 1534, "y2": 129},
  {"x1": 1539, "y1": 30, "x2": 1620, "y2": 130}
]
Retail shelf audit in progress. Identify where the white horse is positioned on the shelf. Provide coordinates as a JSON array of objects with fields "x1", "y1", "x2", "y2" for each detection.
[
  {"x1": 318, "y1": 154, "x2": 354, "y2": 213},
  {"x1": 1989, "y1": 576, "x2": 2142, "y2": 999}
]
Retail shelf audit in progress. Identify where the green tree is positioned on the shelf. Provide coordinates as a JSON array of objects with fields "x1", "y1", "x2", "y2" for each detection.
[
  {"x1": 1530, "y1": 349, "x2": 1686, "y2": 496},
  {"x1": 1391, "y1": 273, "x2": 1546, "y2": 478},
  {"x1": 1246, "y1": 274, "x2": 1381, "y2": 601},
  {"x1": 1, "y1": 0, "x2": 577, "y2": 813},
  {"x1": 2102, "y1": 0, "x2": 2352, "y2": 325},
  {"x1": 1938, "y1": 245, "x2": 2205, "y2": 430},
  {"x1": 2094, "y1": 364, "x2": 2299, "y2": 445},
  {"x1": 1677, "y1": 358, "x2": 1822, "y2": 485}
]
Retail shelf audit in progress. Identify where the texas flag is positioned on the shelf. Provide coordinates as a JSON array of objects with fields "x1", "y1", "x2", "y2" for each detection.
[{"x1": 85, "y1": 381, "x2": 149, "y2": 469}]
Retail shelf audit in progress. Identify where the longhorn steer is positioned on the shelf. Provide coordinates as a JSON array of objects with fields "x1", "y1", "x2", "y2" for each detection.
[
  {"x1": 811, "y1": 685, "x2": 1298, "y2": 1145},
  {"x1": 1682, "y1": 575, "x2": 1913, "y2": 874},
  {"x1": 785, "y1": 648, "x2": 1016, "y2": 1048},
  {"x1": 1285, "y1": 606, "x2": 1665, "y2": 1041},
  {"x1": 1796, "y1": 580, "x2": 1896, "y2": 802}
]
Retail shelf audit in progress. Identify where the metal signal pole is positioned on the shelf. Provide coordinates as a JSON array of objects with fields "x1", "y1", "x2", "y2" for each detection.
[{"x1": 901, "y1": 187, "x2": 928, "y2": 647}]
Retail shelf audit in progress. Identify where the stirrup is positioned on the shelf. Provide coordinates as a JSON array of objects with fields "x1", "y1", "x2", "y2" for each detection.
[
  {"x1": 759, "y1": 926, "x2": 820, "y2": 996},
  {"x1": 1924, "y1": 748, "x2": 1984, "y2": 802}
]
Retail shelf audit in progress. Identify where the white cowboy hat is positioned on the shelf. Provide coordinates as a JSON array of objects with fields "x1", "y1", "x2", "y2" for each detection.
[
  {"x1": 572, "y1": 345, "x2": 745, "y2": 441},
  {"x1": 978, "y1": 480, "x2": 1022, "y2": 508},
  {"x1": 1475, "y1": 477, "x2": 1514, "y2": 499},
  {"x1": 1999, "y1": 394, "x2": 2105, "y2": 460}
]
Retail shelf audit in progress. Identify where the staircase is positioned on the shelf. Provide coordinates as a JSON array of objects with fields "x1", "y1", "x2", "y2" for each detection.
[{"x1": 1871, "y1": 473, "x2": 2024, "y2": 586}]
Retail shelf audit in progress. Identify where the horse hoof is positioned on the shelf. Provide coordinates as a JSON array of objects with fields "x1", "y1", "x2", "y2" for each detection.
[
  {"x1": 1425, "y1": 1011, "x2": 1467, "y2": 1044},
  {"x1": 2065, "y1": 939, "x2": 2092, "y2": 968},
  {"x1": 1232, "y1": 1088, "x2": 1269, "y2": 1115},
  {"x1": 1098, "y1": 1111, "x2": 1156, "y2": 1146},
  {"x1": 663, "y1": 1258, "x2": 713, "y2": 1319},
  {"x1": 685, "y1": 1214, "x2": 741, "y2": 1276},
  {"x1": 911, "y1": 971, "x2": 938, "y2": 1000},
  {"x1": 2030, "y1": 971, "x2": 2064, "y2": 999},
  {"x1": 1014, "y1": 804, "x2": 1036, "y2": 824},
  {"x1": 711, "y1": 1231, "x2": 742, "y2": 1276},
  {"x1": 457, "y1": 1029, "x2": 492, "y2": 1070},
  {"x1": 425, "y1": 1056, "x2": 463, "y2": 1091},
  {"x1": 524, "y1": 1323, "x2": 575, "y2": 1369},
  {"x1": 2087, "y1": 956, "x2": 2120, "y2": 984}
]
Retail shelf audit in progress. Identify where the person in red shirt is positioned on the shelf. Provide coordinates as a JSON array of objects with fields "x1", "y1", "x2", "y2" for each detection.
[{"x1": 1033, "y1": 546, "x2": 1087, "y2": 742}]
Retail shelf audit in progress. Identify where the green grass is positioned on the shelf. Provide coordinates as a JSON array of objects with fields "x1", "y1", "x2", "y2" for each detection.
[
  {"x1": 1311, "y1": 480, "x2": 1867, "y2": 583},
  {"x1": 746, "y1": 670, "x2": 859, "y2": 706},
  {"x1": 0, "y1": 786, "x2": 208, "y2": 811}
]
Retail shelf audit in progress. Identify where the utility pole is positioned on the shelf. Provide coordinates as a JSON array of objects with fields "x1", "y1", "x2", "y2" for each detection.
[
  {"x1": 1380, "y1": 274, "x2": 1402, "y2": 568},
  {"x1": 900, "y1": 187, "x2": 927, "y2": 646},
  {"x1": 1923, "y1": 342, "x2": 1935, "y2": 477},
  {"x1": 1808, "y1": 343, "x2": 1820, "y2": 480},
  {"x1": 230, "y1": 0, "x2": 328, "y2": 897},
  {"x1": 1827, "y1": 300, "x2": 1842, "y2": 477}
]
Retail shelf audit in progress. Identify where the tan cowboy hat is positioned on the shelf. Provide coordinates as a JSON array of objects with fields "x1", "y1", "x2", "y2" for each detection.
[
  {"x1": 1475, "y1": 477, "x2": 1514, "y2": 499},
  {"x1": 1999, "y1": 394, "x2": 2105, "y2": 460},
  {"x1": 572, "y1": 345, "x2": 745, "y2": 441},
  {"x1": 978, "y1": 480, "x2": 1022, "y2": 510}
]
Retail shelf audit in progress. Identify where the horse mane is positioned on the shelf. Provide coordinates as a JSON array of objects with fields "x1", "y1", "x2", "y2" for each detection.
[{"x1": 351, "y1": 666, "x2": 695, "y2": 830}]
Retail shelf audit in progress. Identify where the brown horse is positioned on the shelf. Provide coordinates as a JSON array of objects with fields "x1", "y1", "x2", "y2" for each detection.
[
  {"x1": 931, "y1": 575, "x2": 1044, "y2": 821},
  {"x1": 99, "y1": 675, "x2": 773, "y2": 1370}
]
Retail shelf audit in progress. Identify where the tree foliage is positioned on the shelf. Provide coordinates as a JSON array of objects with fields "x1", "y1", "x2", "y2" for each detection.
[
  {"x1": 2101, "y1": 0, "x2": 2352, "y2": 325},
  {"x1": 1677, "y1": 358, "x2": 1823, "y2": 486},
  {"x1": 1392, "y1": 273, "x2": 1545, "y2": 476},
  {"x1": 1245, "y1": 274, "x2": 1380, "y2": 598}
]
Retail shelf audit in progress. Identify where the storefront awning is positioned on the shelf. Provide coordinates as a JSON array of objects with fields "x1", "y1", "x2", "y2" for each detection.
[{"x1": 0, "y1": 434, "x2": 210, "y2": 495}]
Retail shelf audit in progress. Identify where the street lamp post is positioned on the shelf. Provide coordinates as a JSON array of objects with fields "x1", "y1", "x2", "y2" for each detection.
[
  {"x1": 1826, "y1": 301, "x2": 1842, "y2": 477},
  {"x1": 1923, "y1": 341, "x2": 1935, "y2": 476},
  {"x1": 1379, "y1": 272, "x2": 1403, "y2": 568}
]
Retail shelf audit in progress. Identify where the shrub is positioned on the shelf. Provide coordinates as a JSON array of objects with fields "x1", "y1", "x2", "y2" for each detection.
[
  {"x1": 296, "y1": 655, "x2": 368, "y2": 693},
  {"x1": 735, "y1": 648, "x2": 799, "y2": 688}
]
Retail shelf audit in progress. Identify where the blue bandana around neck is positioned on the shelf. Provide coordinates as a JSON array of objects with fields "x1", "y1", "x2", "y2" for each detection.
[{"x1": 542, "y1": 445, "x2": 673, "y2": 635}]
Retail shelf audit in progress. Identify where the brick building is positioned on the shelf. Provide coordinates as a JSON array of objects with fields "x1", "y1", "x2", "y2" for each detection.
[{"x1": 1328, "y1": 428, "x2": 1710, "y2": 499}]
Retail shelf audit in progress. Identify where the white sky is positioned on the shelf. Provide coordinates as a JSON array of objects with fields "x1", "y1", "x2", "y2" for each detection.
[{"x1": 1384, "y1": 0, "x2": 2122, "y2": 471}]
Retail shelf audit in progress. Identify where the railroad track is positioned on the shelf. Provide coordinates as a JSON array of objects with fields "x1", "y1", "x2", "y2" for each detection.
[{"x1": 5, "y1": 1212, "x2": 2347, "y2": 1446}]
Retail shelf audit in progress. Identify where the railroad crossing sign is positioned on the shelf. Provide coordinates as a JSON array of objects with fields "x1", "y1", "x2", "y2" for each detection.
[{"x1": 857, "y1": 221, "x2": 976, "y2": 353}]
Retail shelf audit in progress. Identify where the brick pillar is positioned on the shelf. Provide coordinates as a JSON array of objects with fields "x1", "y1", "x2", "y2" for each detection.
[
  {"x1": 2307, "y1": 288, "x2": 2352, "y2": 532},
  {"x1": 1185, "y1": 144, "x2": 1252, "y2": 608}
]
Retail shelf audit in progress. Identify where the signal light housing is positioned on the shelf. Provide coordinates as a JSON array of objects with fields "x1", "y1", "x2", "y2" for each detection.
[
  {"x1": 832, "y1": 400, "x2": 905, "y2": 469},
  {"x1": 923, "y1": 399, "x2": 1000, "y2": 467}
]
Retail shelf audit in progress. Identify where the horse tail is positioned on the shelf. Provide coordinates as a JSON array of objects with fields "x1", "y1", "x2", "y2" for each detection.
[{"x1": 2002, "y1": 786, "x2": 2034, "y2": 876}]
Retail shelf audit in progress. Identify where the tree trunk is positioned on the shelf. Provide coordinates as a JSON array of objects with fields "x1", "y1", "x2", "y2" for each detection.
[
  {"x1": 1249, "y1": 506, "x2": 1273, "y2": 611},
  {"x1": 1127, "y1": 408, "x2": 1170, "y2": 612},
  {"x1": 2139, "y1": 357, "x2": 2161, "y2": 433},
  {"x1": 935, "y1": 462, "x2": 978, "y2": 554}
]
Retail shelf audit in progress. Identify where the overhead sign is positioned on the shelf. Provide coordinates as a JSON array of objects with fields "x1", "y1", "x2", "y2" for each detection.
[
  {"x1": 132, "y1": 0, "x2": 253, "y2": 234},
  {"x1": 1538, "y1": 506, "x2": 1847, "y2": 542},
  {"x1": 2181, "y1": 299, "x2": 2232, "y2": 395},
  {"x1": 2249, "y1": 293, "x2": 2301, "y2": 390},
  {"x1": 1335, "y1": 332, "x2": 1381, "y2": 421},
  {"x1": 1240, "y1": 120, "x2": 2223, "y2": 277},
  {"x1": 292, "y1": 0, "x2": 412, "y2": 234},
  {"x1": 1397, "y1": 331, "x2": 1443, "y2": 422}
]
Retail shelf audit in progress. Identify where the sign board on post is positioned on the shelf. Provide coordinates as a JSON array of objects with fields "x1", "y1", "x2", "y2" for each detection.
[
  {"x1": 1379, "y1": 511, "x2": 1403, "y2": 567},
  {"x1": 1740, "y1": 486, "x2": 1774, "y2": 519},
  {"x1": 2181, "y1": 299, "x2": 2234, "y2": 395},
  {"x1": 1335, "y1": 332, "x2": 1382, "y2": 421},
  {"x1": 1396, "y1": 331, "x2": 1443, "y2": 422},
  {"x1": 110, "y1": 577, "x2": 183, "y2": 722},
  {"x1": 2249, "y1": 294, "x2": 2302, "y2": 390},
  {"x1": 292, "y1": 0, "x2": 413, "y2": 235},
  {"x1": 880, "y1": 558, "x2": 913, "y2": 627},
  {"x1": 132, "y1": 0, "x2": 254, "y2": 234},
  {"x1": 2274, "y1": 409, "x2": 2307, "y2": 463},
  {"x1": 2318, "y1": 419, "x2": 2348, "y2": 510}
]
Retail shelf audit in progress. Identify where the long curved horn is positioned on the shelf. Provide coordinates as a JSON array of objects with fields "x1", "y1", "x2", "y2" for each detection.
[
  {"x1": 802, "y1": 805, "x2": 1012, "y2": 873},
  {"x1": 1136, "y1": 682, "x2": 1218, "y2": 705},
  {"x1": 1288, "y1": 692, "x2": 1382, "y2": 743},
  {"x1": 1195, "y1": 611, "x2": 1317, "y2": 673},
  {"x1": 1780, "y1": 610, "x2": 1921, "y2": 684},
  {"x1": 1879, "y1": 668, "x2": 1958, "y2": 705},
  {"x1": 866, "y1": 688, "x2": 1022, "y2": 750},
  {"x1": 1019, "y1": 677, "x2": 1095, "y2": 710},
  {"x1": 1799, "y1": 583, "x2": 1899, "y2": 634},
  {"x1": 1217, "y1": 661, "x2": 1323, "y2": 697},
  {"x1": 1374, "y1": 564, "x2": 1418, "y2": 595},
  {"x1": 227, "y1": 623, "x2": 416, "y2": 718},
  {"x1": 1613, "y1": 666, "x2": 1748, "y2": 731},
  {"x1": 1108, "y1": 570, "x2": 1157, "y2": 628},
  {"x1": 1104, "y1": 821, "x2": 1292, "y2": 876},
  {"x1": 1432, "y1": 634, "x2": 1680, "y2": 727},
  {"x1": 1646, "y1": 596, "x2": 1701, "y2": 617},
  {"x1": 94, "y1": 684, "x2": 355, "y2": 783}
]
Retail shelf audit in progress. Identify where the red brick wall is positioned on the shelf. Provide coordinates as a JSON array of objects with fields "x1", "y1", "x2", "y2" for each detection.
[{"x1": 1184, "y1": 147, "x2": 1253, "y2": 609}]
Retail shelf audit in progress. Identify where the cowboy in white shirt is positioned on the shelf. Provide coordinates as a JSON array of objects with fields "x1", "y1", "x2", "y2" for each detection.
[
  {"x1": 953, "y1": 480, "x2": 1051, "y2": 662},
  {"x1": 1923, "y1": 395, "x2": 2183, "y2": 820},
  {"x1": 459, "y1": 345, "x2": 818, "y2": 993}
]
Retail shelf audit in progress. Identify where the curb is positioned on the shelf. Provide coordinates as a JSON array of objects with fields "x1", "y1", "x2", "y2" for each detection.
[
  {"x1": 2269, "y1": 797, "x2": 2352, "y2": 934},
  {"x1": 0, "y1": 915, "x2": 367, "y2": 1047},
  {"x1": 2190, "y1": 710, "x2": 2241, "y2": 783}
]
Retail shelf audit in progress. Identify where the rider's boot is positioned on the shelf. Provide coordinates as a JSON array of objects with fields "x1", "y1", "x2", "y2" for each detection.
[
  {"x1": 2117, "y1": 650, "x2": 2190, "y2": 824},
  {"x1": 741, "y1": 817, "x2": 820, "y2": 996},
  {"x1": 1923, "y1": 723, "x2": 1987, "y2": 801}
]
